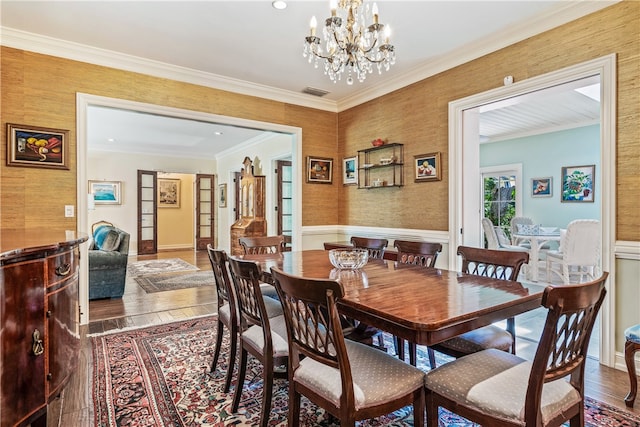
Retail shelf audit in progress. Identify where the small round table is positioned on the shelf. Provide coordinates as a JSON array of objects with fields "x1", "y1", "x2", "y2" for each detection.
[{"x1": 624, "y1": 324, "x2": 640, "y2": 407}]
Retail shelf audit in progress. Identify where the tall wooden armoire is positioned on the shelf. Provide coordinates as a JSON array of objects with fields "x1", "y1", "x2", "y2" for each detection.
[{"x1": 230, "y1": 157, "x2": 266, "y2": 255}]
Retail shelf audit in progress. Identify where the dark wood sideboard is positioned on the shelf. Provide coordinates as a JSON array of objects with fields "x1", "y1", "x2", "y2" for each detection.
[{"x1": 1, "y1": 230, "x2": 88, "y2": 427}]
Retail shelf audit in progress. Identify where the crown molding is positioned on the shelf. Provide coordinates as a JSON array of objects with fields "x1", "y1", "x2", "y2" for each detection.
[
  {"x1": 0, "y1": 27, "x2": 339, "y2": 113},
  {"x1": 0, "y1": 1, "x2": 618, "y2": 113},
  {"x1": 337, "y1": 0, "x2": 620, "y2": 110}
]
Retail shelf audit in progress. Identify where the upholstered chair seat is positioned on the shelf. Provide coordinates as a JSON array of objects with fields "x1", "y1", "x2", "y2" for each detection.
[
  {"x1": 295, "y1": 339, "x2": 425, "y2": 410},
  {"x1": 425, "y1": 349, "x2": 580, "y2": 425},
  {"x1": 242, "y1": 315, "x2": 289, "y2": 357}
]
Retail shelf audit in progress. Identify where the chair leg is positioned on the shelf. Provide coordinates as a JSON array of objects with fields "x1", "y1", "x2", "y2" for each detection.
[
  {"x1": 425, "y1": 390, "x2": 439, "y2": 426},
  {"x1": 260, "y1": 360, "x2": 274, "y2": 427},
  {"x1": 506, "y1": 317, "x2": 516, "y2": 354},
  {"x1": 413, "y1": 388, "x2": 425, "y2": 427},
  {"x1": 210, "y1": 320, "x2": 225, "y2": 372},
  {"x1": 231, "y1": 347, "x2": 248, "y2": 413},
  {"x1": 427, "y1": 347, "x2": 437, "y2": 369},
  {"x1": 395, "y1": 336, "x2": 406, "y2": 361},
  {"x1": 409, "y1": 342, "x2": 417, "y2": 366},
  {"x1": 289, "y1": 385, "x2": 301, "y2": 427},
  {"x1": 624, "y1": 339, "x2": 639, "y2": 407},
  {"x1": 223, "y1": 326, "x2": 238, "y2": 393}
]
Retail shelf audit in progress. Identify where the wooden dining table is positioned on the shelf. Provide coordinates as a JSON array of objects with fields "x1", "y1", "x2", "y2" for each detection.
[{"x1": 234, "y1": 249, "x2": 547, "y2": 347}]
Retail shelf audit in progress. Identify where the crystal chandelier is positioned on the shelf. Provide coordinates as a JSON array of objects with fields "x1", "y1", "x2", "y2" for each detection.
[{"x1": 303, "y1": 0, "x2": 396, "y2": 85}]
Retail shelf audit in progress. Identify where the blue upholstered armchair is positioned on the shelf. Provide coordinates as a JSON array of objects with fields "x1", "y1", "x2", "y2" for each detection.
[{"x1": 88, "y1": 221, "x2": 130, "y2": 300}]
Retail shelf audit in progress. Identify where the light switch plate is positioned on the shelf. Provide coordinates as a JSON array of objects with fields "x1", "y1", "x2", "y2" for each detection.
[{"x1": 64, "y1": 205, "x2": 75, "y2": 217}]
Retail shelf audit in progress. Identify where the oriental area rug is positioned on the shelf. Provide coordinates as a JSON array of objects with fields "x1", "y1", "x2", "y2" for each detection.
[
  {"x1": 134, "y1": 270, "x2": 214, "y2": 293},
  {"x1": 127, "y1": 258, "x2": 199, "y2": 277},
  {"x1": 91, "y1": 316, "x2": 640, "y2": 426}
]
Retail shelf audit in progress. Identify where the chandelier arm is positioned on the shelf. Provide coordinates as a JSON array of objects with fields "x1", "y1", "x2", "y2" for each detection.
[{"x1": 303, "y1": 0, "x2": 395, "y2": 84}]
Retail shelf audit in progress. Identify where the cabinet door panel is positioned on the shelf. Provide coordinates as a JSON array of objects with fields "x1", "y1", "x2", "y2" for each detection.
[
  {"x1": 46, "y1": 278, "x2": 79, "y2": 398},
  {"x1": 1, "y1": 260, "x2": 46, "y2": 426}
]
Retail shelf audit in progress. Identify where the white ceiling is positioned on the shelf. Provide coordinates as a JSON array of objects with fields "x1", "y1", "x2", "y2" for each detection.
[{"x1": 0, "y1": 1, "x2": 607, "y2": 158}]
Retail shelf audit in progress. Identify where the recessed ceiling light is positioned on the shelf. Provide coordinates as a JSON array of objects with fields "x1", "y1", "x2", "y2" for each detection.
[
  {"x1": 107, "y1": 138, "x2": 115, "y2": 142},
  {"x1": 272, "y1": 1, "x2": 287, "y2": 10},
  {"x1": 214, "y1": 131, "x2": 223, "y2": 136}
]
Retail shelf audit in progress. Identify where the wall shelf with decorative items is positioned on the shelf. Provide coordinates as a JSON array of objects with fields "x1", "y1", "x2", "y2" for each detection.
[{"x1": 357, "y1": 143, "x2": 404, "y2": 189}]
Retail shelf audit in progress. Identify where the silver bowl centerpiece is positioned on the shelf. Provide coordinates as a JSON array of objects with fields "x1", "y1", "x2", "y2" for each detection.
[{"x1": 328, "y1": 248, "x2": 369, "y2": 270}]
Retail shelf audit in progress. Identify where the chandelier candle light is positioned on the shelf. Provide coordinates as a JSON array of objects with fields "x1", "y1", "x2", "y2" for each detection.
[{"x1": 303, "y1": 0, "x2": 395, "y2": 85}]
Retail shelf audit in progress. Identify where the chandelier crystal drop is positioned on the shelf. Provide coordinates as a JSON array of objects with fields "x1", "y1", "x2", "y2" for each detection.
[{"x1": 303, "y1": 0, "x2": 395, "y2": 85}]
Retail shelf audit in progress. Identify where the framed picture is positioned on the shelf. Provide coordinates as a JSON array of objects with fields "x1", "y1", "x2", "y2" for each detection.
[
  {"x1": 6, "y1": 123, "x2": 69, "y2": 170},
  {"x1": 343, "y1": 156, "x2": 358, "y2": 185},
  {"x1": 414, "y1": 152, "x2": 441, "y2": 182},
  {"x1": 306, "y1": 156, "x2": 333, "y2": 184},
  {"x1": 531, "y1": 177, "x2": 552, "y2": 197},
  {"x1": 219, "y1": 183, "x2": 227, "y2": 208},
  {"x1": 89, "y1": 180, "x2": 122, "y2": 205},
  {"x1": 158, "y1": 178, "x2": 181, "y2": 208},
  {"x1": 561, "y1": 164, "x2": 595, "y2": 202}
]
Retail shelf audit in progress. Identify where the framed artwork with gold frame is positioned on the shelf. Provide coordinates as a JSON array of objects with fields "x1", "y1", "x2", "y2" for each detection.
[
  {"x1": 6, "y1": 123, "x2": 69, "y2": 170},
  {"x1": 307, "y1": 156, "x2": 333, "y2": 184}
]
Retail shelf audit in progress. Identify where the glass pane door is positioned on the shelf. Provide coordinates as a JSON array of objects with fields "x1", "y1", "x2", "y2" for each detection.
[
  {"x1": 138, "y1": 170, "x2": 157, "y2": 254},
  {"x1": 196, "y1": 174, "x2": 215, "y2": 250}
]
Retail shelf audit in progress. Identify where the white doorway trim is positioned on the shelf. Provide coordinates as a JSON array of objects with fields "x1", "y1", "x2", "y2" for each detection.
[
  {"x1": 448, "y1": 54, "x2": 616, "y2": 366},
  {"x1": 76, "y1": 93, "x2": 303, "y2": 325}
]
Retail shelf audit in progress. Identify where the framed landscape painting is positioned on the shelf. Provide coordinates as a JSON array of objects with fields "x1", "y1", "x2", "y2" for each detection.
[{"x1": 89, "y1": 180, "x2": 122, "y2": 205}]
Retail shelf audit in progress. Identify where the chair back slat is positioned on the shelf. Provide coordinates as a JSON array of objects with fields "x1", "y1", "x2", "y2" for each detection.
[
  {"x1": 350, "y1": 237, "x2": 388, "y2": 260},
  {"x1": 228, "y1": 257, "x2": 270, "y2": 331},
  {"x1": 270, "y1": 267, "x2": 349, "y2": 371},
  {"x1": 239, "y1": 235, "x2": 286, "y2": 255},
  {"x1": 457, "y1": 246, "x2": 529, "y2": 281},
  {"x1": 394, "y1": 240, "x2": 442, "y2": 268},
  {"x1": 207, "y1": 245, "x2": 232, "y2": 305},
  {"x1": 524, "y1": 273, "x2": 607, "y2": 422}
]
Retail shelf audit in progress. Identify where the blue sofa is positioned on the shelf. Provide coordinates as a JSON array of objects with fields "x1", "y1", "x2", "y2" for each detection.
[{"x1": 88, "y1": 221, "x2": 130, "y2": 300}]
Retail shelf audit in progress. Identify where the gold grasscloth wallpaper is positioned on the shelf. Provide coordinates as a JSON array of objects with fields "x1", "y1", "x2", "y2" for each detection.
[
  {"x1": 338, "y1": 0, "x2": 639, "y2": 241},
  {"x1": 1, "y1": 1, "x2": 638, "y2": 241}
]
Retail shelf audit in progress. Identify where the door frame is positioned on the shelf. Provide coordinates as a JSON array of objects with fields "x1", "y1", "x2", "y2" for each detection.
[
  {"x1": 448, "y1": 54, "x2": 616, "y2": 366},
  {"x1": 76, "y1": 93, "x2": 303, "y2": 325}
]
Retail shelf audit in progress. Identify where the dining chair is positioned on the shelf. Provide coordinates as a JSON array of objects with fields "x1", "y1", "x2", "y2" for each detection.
[
  {"x1": 239, "y1": 235, "x2": 287, "y2": 285},
  {"x1": 270, "y1": 267, "x2": 426, "y2": 427},
  {"x1": 346, "y1": 236, "x2": 389, "y2": 349},
  {"x1": 392, "y1": 240, "x2": 442, "y2": 366},
  {"x1": 509, "y1": 216, "x2": 551, "y2": 251},
  {"x1": 425, "y1": 272, "x2": 608, "y2": 427},
  {"x1": 206, "y1": 245, "x2": 239, "y2": 393},
  {"x1": 427, "y1": 246, "x2": 530, "y2": 367},
  {"x1": 546, "y1": 219, "x2": 600, "y2": 284},
  {"x1": 227, "y1": 257, "x2": 289, "y2": 427},
  {"x1": 510, "y1": 216, "x2": 534, "y2": 246},
  {"x1": 350, "y1": 236, "x2": 388, "y2": 260},
  {"x1": 482, "y1": 218, "x2": 531, "y2": 253},
  {"x1": 624, "y1": 324, "x2": 640, "y2": 407},
  {"x1": 239, "y1": 235, "x2": 286, "y2": 254}
]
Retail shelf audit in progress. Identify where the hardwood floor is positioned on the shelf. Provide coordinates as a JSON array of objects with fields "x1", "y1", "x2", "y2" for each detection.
[{"x1": 48, "y1": 249, "x2": 637, "y2": 426}]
